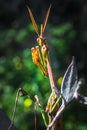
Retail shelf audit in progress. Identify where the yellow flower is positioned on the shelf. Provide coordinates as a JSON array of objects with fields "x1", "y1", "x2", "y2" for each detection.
[
  {"x1": 31, "y1": 46, "x2": 48, "y2": 76},
  {"x1": 31, "y1": 46, "x2": 41, "y2": 64}
]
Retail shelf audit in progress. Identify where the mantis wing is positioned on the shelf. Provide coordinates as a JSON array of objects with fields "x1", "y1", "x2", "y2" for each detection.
[{"x1": 27, "y1": 6, "x2": 39, "y2": 35}]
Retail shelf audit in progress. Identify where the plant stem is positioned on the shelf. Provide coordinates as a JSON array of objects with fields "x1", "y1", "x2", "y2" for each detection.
[{"x1": 46, "y1": 57, "x2": 63, "y2": 130}]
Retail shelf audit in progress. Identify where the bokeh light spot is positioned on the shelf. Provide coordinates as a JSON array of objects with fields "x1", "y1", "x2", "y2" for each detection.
[
  {"x1": 24, "y1": 99, "x2": 32, "y2": 108},
  {"x1": 57, "y1": 76, "x2": 63, "y2": 86}
]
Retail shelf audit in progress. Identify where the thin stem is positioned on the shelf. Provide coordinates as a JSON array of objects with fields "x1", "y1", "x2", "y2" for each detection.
[
  {"x1": 8, "y1": 88, "x2": 20, "y2": 130},
  {"x1": 46, "y1": 57, "x2": 63, "y2": 130}
]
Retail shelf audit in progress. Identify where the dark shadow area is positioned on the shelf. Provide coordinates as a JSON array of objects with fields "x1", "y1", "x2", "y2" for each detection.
[{"x1": 0, "y1": 109, "x2": 16, "y2": 130}]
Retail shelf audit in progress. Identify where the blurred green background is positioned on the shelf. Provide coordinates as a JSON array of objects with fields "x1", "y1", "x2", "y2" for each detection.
[{"x1": 0, "y1": 0, "x2": 87, "y2": 130}]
